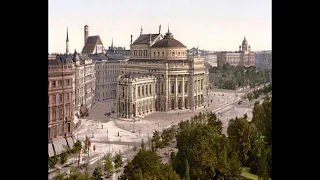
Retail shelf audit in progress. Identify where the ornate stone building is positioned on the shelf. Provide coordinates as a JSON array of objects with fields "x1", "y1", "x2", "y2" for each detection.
[
  {"x1": 48, "y1": 54, "x2": 76, "y2": 157},
  {"x1": 73, "y1": 51, "x2": 96, "y2": 116},
  {"x1": 217, "y1": 37, "x2": 255, "y2": 67},
  {"x1": 116, "y1": 26, "x2": 208, "y2": 118}
]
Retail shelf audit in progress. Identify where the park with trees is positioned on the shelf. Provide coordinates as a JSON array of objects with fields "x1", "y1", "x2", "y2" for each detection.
[{"x1": 209, "y1": 63, "x2": 271, "y2": 90}]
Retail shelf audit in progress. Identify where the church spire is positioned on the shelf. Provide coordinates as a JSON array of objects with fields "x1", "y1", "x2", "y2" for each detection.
[
  {"x1": 66, "y1": 27, "x2": 69, "y2": 42},
  {"x1": 111, "y1": 38, "x2": 114, "y2": 48},
  {"x1": 140, "y1": 26, "x2": 143, "y2": 35},
  {"x1": 66, "y1": 26, "x2": 69, "y2": 54}
]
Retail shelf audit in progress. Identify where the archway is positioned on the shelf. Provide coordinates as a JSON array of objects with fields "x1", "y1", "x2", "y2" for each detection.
[
  {"x1": 171, "y1": 99, "x2": 175, "y2": 110},
  {"x1": 185, "y1": 98, "x2": 188, "y2": 109},
  {"x1": 178, "y1": 98, "x2": 182, "y2": 109},
  {"x1": 132, "y1": 104, "x2": 136, "y2": 117}
]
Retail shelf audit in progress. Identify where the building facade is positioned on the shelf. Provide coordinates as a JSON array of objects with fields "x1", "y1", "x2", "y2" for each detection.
[
  {"x1": 90, "y1": 53, "x2": 124, "y2": 102},
  {"x1": 205, "y1": 52, "x2": 217, "y2": 67},
  {"x1": 73, "y1": 51, "x2": 96, "y2": 116},
  {"x1": 217, "y1": 37, "x2": 255, "y2": 67},
  {"x1": 48, "y1": 54, "x2": 75, "y2": 143},
  {"x1": 116, "y1": 26, "x2": 208, "y2": 119},
  {"x1": 255, "y1": 50, "x2": 272, "y2": 69}
]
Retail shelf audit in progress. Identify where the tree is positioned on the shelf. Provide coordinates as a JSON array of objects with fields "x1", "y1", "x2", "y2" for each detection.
[
  {"x1": 72, "y1": 140, "x2": 82, "y2": 168},
  {"x1": 120, "y1": 149, "x2": 161, "y2": 180},
  {"x1": 91, "y1": 165, "x2": 103, "y2": 180},
  {"x1": 114, "y1": 150, "x2": 123, "y2": 172},
  {"x1": 227, "y1": 115, "x2": 252, "y2": 165},
  {"x1": 228, "y1": 152, "x2": 242, "y2": 178},
  {"x1": 169, "y1": 151, "x2": 176, "y2": 165},
  {"x1": 206, "y1": 112, "x2": 222, "y2": 133},
  {"x1": 83, "y1": 136, "x2": 89, "y2": 155},
  {"x1": 151, "y1": 130, "x2": 163, "y2": 151},
  {"x1": 141, "y1": 139, "x2": 145, "y2": 150},
  {"x1": 60, "y1": 151, "x2": 68, "y2": 165},
  {"x1": 54, "y1": 170, "x2": 65, "y2": 180},
  {"x1": 104, "y1": 154, "x2": 113, "y2": 178},
  {"x1": 64, "y1": 168, "x2": 90, "y2": 180},
  {"x1": 185, "y1": 160, "x2": 190, "y2": 180},
  {"x1": 120, "y1": 149, "x2": 180, "y2": 180}
]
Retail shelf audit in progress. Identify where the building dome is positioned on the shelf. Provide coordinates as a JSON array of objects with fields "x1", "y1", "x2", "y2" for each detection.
[
  {"x1": 242, "y1": 37, "x2": 248, "y2": 45},
  {"x1": 152, "y1": 30, "x2": 186, "y2": 48}
]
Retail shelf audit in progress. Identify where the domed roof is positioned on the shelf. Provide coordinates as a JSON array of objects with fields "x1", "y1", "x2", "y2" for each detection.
[
  {"x1": 242, "y1": 37, "x2": 248, "y2": 45},
  {"x1": 152, "y1": 30, "x2": 186, "y2": 48}
]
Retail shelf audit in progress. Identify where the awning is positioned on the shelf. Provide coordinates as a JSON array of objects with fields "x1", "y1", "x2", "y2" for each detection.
[
  {"x1": 66, "y1": 136, "x2": 74, "y2": 149},
  {"x1": 52, "y1": 138, "x2": 68, "y2": 156},
  {"x1": 48, "y1": 143, "x2": 55, "y2": 157}
]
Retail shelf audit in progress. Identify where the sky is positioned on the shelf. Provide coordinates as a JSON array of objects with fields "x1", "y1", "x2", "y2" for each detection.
[{"x1": 49, "y1": 0, "x2": 271, "y2": 53}]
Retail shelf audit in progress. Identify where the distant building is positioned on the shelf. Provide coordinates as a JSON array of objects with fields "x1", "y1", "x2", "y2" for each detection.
[
  {"x1": 81, "y1": 25, "x2": 106, "y2": 54},
  {"x1": 48, "y1": 54, "x2": 75, "y2": 156},
  {"x1": 106, "y1": 38, "x2": 130, "y2": 58},
  {"x1": 90, "y1": 53, "x2": 126, "y2": 102},
  {"x1": 217, "y1": 37, "x2": 255, "y2": 67},
  {"x1": 255, "y1": 50, "x2": 272, "y2": 69},
  {"x1": 72, "y1": 51, "x2": 96, "y2": 116},
  {"x1": 205, "y1": 53, "x2": 217, "y2": 67}
]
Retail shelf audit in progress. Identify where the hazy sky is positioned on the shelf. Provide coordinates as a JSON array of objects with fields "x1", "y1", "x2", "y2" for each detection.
[{"x1": 49, "y1": 0, "x2": 271, "y2": 53}]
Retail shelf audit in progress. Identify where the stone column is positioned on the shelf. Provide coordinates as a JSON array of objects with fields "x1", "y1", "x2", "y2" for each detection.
[
  {"x1": 175, "y1": 76, "x2": 178, "y2": 110},
  {"x1": 167, "y1": 76, "x2": 170, "y2": 111},
  {"x1": 182, "y1": 76, "x2": 185, "y2": 109}
]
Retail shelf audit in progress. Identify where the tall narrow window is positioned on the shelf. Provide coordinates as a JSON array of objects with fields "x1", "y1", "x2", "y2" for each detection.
[
  {"x1": 149, "y1": 85, "x2": 152, "y2": 94},
  {"x1": 68, "y1": 123, "x2": 71, "y2": 133},
  {"x1": 146, "y1": 85, "x2": 148, "y2": 95},
  {"x1": 171, "y1": 83, "x2": 174, "y2": 94},
  {"x1": 161, "y1": 84, "x2": 164, "y2": 95}
]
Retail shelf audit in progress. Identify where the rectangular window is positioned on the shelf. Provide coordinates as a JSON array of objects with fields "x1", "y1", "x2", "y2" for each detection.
[
  {"x1": 52, "y1": 107, "x2": 56, "y2": 121},
  {"x1": 185, "y1": 82, "x2": 188, "y2": 93},
  {"x1": 142, "y1": 86, "x2": 144, "y2": 96},
  {"x1": 59, "y1": 125, "x2": 63, "y2": 136},
  {"x1": 52, "y1": 81, "x2": 56, "y2": 88},
  {"x1": 138, "y1": 87, "x2": 140, "y2": 97},
  {"x1": 149, "y1": 85, "x2": 152, "y2": 94},
  {"x1": 67, "y1": 79, "x2": 70, "y2": 86},
  {"x1": 162, "y1": 52, "x2": 164, "y2": 56},
  {"x1": 68, "y1": 123, "x2": 71, "y2": 133},
  {"x1": 59, "y1": 94, "x2": 62, "y2": 103},
  {"x1": 171, "y1": 83, "x2": 174, "y2": 94},
  {"x1": 161, "y1": 84, "x2": 164, "y2": 95},
  {"x1": 59, "y1": 106, "x2": 63, "y2": 119},
  {"x1": 52, "y1": 95, "x2": 56, "y2": 105},
  {"x1": 146, "y1": 85, "x2": 148, "y2": 95},
  {"x1": 53, "y1": 126, "x2": 57, "y2": 138}
]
